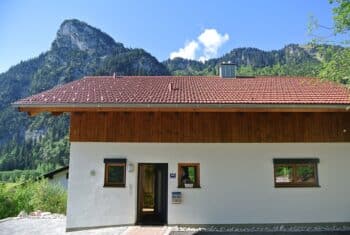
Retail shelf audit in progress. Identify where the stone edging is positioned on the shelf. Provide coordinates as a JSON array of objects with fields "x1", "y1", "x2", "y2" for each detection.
[
  {"x1": 168, "y1": 223, "x2": 350, "y2": 232},
  {"x1": 0, "y1": 211, "x2": 65, "y2": 224}
]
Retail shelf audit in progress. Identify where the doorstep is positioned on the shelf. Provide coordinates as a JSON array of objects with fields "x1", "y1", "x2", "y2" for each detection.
[{"x1": 123, "y1": 226, "x2": 171, "y2": 235}]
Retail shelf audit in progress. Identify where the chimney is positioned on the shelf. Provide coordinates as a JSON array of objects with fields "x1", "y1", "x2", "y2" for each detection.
[
  {"x1": 168, "y1": 82, "x2": 179, "y2": 92},
  {"x1": 219, "y1": 61, "x2": 236, "y2": 78}
]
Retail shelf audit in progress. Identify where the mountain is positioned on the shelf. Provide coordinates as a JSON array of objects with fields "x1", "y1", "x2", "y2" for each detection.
[
  {"x1": 163, "y1": 58, "x2": 209, "y2": 75},
  {"x1": 218, "y1": 44, "x2": 319, "y2": 66},
  {"x1": 163, "y1": 44, "x2": 345, "y2": 77},
  {"x1": 0, "y1": 19, "x2": 169, "y2": 172},
  {"x1": 52, "y1": 19, "x2": 124, "y2": 56}
]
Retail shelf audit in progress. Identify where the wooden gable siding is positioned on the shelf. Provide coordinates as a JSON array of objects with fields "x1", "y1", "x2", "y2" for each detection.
[{"x1": 70, "y1": 112, "x2": 350, "y2": 142}]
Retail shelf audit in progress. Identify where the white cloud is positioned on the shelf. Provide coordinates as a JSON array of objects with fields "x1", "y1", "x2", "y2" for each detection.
[
  {"x1": 198, "y1": 56, "x2": 207, "y2": 62},
  {"x1": 198, "y1": 29, "x2": 229, "y2": 61},
  {"x1": 169, "y1": 28, "x2": 229, "y2": 61},
  {"x1": 170, "y1": 40, "x2": 199, "y2": 60}
]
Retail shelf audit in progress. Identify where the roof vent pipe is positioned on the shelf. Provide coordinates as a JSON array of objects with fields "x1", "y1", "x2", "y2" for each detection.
[
  {"x1": 219, "y1": 62, "x2": 236, "y2": 78},
  {"x1": 168, "y1": 82, "x2": 173, "y2": 92},
  {"x1": 113, "y1": 72, "x2": 116, "y2": 78}
]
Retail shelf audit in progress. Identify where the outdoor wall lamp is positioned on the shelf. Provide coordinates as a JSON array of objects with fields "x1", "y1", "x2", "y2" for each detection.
[{"x1": 128, "y1": 163, "x2": 134, "y2": 172}]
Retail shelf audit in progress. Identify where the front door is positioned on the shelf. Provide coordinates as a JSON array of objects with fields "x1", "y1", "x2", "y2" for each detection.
[{"x1": 137, "y1": 163, "x2": 168, "y2": 225}]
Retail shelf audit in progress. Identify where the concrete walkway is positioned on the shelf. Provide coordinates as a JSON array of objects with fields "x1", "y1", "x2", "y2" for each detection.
[
  {"x1": 0, "y1": 217, "x2": 127, "y2": 235},
  {"x1": 123, "y1": 226, "x2": 170, "y2": 235}
]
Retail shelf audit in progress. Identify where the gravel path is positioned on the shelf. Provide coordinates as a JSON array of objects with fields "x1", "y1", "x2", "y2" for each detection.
[
  {"x1": 0, "y1": 217, "x2": 127, "y2": 235},
  {"x1": 170, "y1": 232, "x2": 350, "y2": 235}
]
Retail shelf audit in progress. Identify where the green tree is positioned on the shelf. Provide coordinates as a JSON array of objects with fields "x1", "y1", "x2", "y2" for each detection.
[
  {"x1": 330, "y1": 0, "x2": 350, "y2": 33},
  {"x1": 308, "y1": 1, "x2": 350, "y2": 84},
  {"x1": 319, "y1": 48, "x2": 350, "y2": 84},
  {"x1": 319, "y1": 1, "x2": 350, "y2": 83}
]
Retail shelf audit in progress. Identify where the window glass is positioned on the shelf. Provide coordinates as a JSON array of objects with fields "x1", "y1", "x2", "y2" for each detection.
[
  {"x1": 178, "y1": 163, "x2": 200, "y2": 188},
  {"x1": 108, "y1": 165, "x2": 124, "y2": 184},
  {"x1": 181, "y1": 166, "x2": 196, "y2": 184},
  {"x1": 273, "y1": 159, "x2": 319, "y2": 187},
  {"x1": 275, "y1": 165, "x2": 293, "y2": 183},
  {"x1": 104, "y1": 160, "x2": 126, "y2": 187},
  {"x1": 296, "y1": 165, "x2": 316, "y2": 183}
]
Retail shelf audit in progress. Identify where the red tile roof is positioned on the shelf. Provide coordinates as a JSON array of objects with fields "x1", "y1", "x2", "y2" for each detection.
[{"x1": 14, "y1": 76, "x2": 350, "y2": 107}]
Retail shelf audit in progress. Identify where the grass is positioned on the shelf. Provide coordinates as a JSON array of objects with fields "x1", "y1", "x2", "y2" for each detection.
[{"x1": 1, "y1": 182, "x2": 22, "y2": 190}]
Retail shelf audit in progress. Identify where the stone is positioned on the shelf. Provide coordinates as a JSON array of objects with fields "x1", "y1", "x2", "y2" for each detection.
[
  {"x1": 29, "y1": 210, "x2": 42, "y2": 217},
  {"x1": 17, "y1": 210, "x2": 28, "y2": 218},
  {"x1": 40, "y1": 212, "x2": 51, "y2": 217}
]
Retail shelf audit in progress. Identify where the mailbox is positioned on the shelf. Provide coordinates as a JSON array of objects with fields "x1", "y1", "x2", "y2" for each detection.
[{"x1": 172, "y1": 192, "x2": 182, "y2": 204}]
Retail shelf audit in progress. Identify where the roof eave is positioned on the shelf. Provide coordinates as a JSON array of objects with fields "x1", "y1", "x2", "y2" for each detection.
[
  {"x1": 13, "y1": 103, "x2": 350, "y2": 115},
  {"x1": 43, "y1": 166, "x2": 69, "y2": 179}
]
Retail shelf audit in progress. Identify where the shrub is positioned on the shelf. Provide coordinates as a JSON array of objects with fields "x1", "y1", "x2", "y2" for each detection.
[
  {"x1": 12, "y1": 181, "x2": 35, "y2": 214},
  {"x1": 0, "y1": 184, "x2": 17, "y2": 219},
  {"x1": 30, "y1": 180, "x2": 67, "y2": 214},
  {"x1": 0, "y1": 179, "x2": 67, "y2": 219}
]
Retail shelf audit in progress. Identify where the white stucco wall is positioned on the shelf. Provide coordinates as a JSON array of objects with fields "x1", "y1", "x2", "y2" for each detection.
[
  {"x1": 48, "y1": 170, "x2": 68, "y2": 190},
  {"x1": 66, "y1": 143, "x2": 350, "y2": 229}
]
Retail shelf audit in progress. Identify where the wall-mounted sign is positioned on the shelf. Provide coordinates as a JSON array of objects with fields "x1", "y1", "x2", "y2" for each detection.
[
  {"x1": 170, "y1": 173, "x2": 176, "y2": 178},
  {"x1": 172, "y1": 192, "x2": 182, "y2": 204}
]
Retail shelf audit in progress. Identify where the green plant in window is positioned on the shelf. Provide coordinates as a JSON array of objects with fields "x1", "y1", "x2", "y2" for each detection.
[
  {"x1": 276, "y1": 166, "x2": 292, "y2": 177},
  {"x1": 296, "y1": 165, "x2": 315, "y2": 182},
  {"x1": 275, "y1": 166, "x2": 293, "y2": 183},
  {"x1": 187, "y1": 167, "x2": 196, "y2": 183}
]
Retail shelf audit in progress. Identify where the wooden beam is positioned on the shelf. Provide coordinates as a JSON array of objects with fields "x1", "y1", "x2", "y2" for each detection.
[
  {"x1": 27, "y1": 111, "x2": 40, "y2": 117},
  {"x1": 51, "y1": 112, "x2": 64, "y2": 116},
  {"x1": 17, "y1": 106, "x2": 350, "y2": 114}
]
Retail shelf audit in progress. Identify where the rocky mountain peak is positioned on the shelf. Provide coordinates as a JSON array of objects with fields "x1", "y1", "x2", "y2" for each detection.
[
  {"x1": 283, "y1": 44, "x2": 305, "y2": 55},
  {"x1": 51, "y1": 19, "x2": 123, "y2": 56}
]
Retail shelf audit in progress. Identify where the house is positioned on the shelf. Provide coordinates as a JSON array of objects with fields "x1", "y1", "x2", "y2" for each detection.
[
  {"x1": 43, "y1": 165, "x2": 69, "y2": 190},
  {"x1": 13, "y1": 63, "x2": 350, "y2": 231}
]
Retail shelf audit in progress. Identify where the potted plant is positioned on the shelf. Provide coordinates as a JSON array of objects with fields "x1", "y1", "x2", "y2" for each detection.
[{"x1": 184, "y1": 179, "x2": 194, "y2": 188}]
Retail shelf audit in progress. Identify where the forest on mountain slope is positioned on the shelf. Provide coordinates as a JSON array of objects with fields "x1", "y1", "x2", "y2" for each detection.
[
  {"x1": 0, "y1": 0, "x2": 349, "y2": 178},
  {"x1": 0, "y1": 19, "x2": 169, "y2": 175}
]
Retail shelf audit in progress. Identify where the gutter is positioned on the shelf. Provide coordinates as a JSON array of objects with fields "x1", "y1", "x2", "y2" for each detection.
[{"x1": 11, "y1": 102, "x2": 350, "y2": 110}]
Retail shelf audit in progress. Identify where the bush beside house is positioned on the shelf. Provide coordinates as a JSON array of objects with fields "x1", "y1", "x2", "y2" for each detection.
[{"x1": 0, "y1": 179, "x2": 67, "y2": 219}]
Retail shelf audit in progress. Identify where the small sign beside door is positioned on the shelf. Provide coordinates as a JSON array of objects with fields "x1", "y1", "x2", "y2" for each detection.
[
  {"x1": 170, "y1": 173, "x2": 176, "y2": 178},
  {"x1": 172, "y1": 192, "x2": 182, "y2": 204}
]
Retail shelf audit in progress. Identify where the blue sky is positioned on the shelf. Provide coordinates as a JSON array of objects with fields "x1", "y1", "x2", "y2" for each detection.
[{"x1": 0, "y1": 0, "x2": 344, "y2": 73}]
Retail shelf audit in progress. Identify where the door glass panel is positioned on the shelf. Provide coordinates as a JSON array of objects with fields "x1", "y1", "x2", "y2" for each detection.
[
  {"x1": 142, "y1": 165, "x2": 155, "y2": 212},
  {"x1": 156, "y1": 169, "x2": 162, "y2": 213}
]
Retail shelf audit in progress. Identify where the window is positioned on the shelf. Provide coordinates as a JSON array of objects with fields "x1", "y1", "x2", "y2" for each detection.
[
  {"x1": 273, "y1": 159, "x2": 319, "y2": 187},
  {"x1": 104, "y1": 159, "x2": 126, "y2": 187},
  {"x1": 178, "y1": 163, "x2": 200, "y2": 188}
]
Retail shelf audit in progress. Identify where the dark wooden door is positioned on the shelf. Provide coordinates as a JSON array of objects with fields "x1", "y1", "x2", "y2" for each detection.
[{"x1": 137, "y1": 163, "x2": 168, "y2": 225}]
